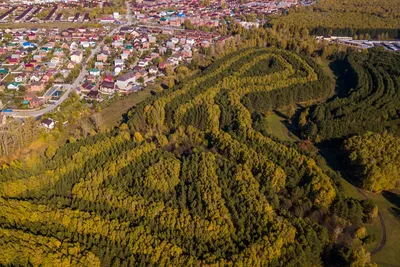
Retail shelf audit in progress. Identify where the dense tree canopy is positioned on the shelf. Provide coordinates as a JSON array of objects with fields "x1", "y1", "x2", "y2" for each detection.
[
  {"x1": 301, "y1": 49, "x2": 400, "y2": 141},
  {"x1": 344, "y1": 131, "x2": 400, "y2": 192},
  {"x1": 271, "y1": 0, "x2": 400, "y2": 39},
  {"x1": 0, "y1": 48, "x2": 374, "y2": 266}
]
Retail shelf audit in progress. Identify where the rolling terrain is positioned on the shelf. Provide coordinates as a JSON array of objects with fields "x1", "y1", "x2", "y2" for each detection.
[{"x1": 0, "y1": 48, "x2": 374, "y2": 266}]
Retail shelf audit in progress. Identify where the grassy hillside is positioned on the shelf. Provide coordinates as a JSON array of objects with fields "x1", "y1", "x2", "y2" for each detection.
[{"x1": 0, "y1": 48, "x2": 375, "y2": 266}]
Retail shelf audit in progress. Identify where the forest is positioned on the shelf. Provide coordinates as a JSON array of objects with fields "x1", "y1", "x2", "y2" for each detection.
[
  {"x1": 0, "y1": 47, "x2": 379, "y2": 266},
  {"x1": 301, "y1": 49, "x2": 400, "y2": 141},
  {"x1": 343, "y1": 132, "x2": 400, "y2": 193},
  {"x1": 271, "y1": 0, "x2": 400, "y2": 39}
]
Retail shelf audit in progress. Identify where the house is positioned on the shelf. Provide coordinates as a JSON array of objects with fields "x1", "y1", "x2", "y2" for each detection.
[
  {"x1": 0, "y1": 83, "x2": 6, "y2": 92},
  {"x1": 132, "y1": 85, "x2": 143, "y2": 92},
  {"x1": 30, "y1": 74, "x2": 41, "y2": 82},
  {"x1": 22, "y1": 42, "x2": 36, "y2": 49},
  {"x1": 70, "y1": 51, "x2": 83, "y2": 64},
  {"x1": 29, "y1": 96, "x2": 44, "y2": 108},
  {"x1": 95, "y1": 62, "x2": 104, "y2": 69},
  {"x1": 70, "y1": 42, "x2": 78, "y2": 51},
  {"x1": 14, "y1": 74, "x2": 26, "y2": 83},
  {"x1": 28, "y1": 33, "x2": 36, "y2": 41},
  {"x1": 53, "y1": 49, "x2": 64, "y2": 57},
  {"x1": 104, "y1": 75, "x2": 113, "y2": 82},
  {"x1": 30, "y1": 81, "x2": 45, "y2": 92},
  {"x1": 121, "y1": 53, "x2": 129, "y2": 61},
  {"x1": 33, "y1": 54, "x2": 43, "y2": 62},
  {"x1": 47, "y1": 62, "x2": 57, "y2": 69},
  {"x1": 24, "y1": 92, "x2": 43, "y2": 108},
  {"x1": 80, "y1": 82, "x2": 95, "y2": 92},
  {"x1": 100, "y1": 81, "x2": 115, "y2": 94},
  {"x1": 67, "y1": 62, "x2": 75, "y2": 69},
  {"x1": 148, "y1": 66, "x2": 158, "y2": 75},
  {"x1": 138, "y1": 60, "x2": 148, "y2": 67},
  {"x1": 42, "y1": 118, "x2": 56, "y2": 129},
  {"x1": 112, "y1": 40, "x2": 124, "y2": 48},
  {"x1": 100, "y1": 17, "x2": 115, "y2": 24},
  {"x1": 97, "y1": 53, "x2": 108, "y2": 62},
  {"x1": 25, "y1": 64, "x2": 34, "y2": 72},
  {"x1": 8, "y1": 58, "x2": 18, "y2": 65},
  {"x1": 42, "y1": 72, "x2": 53, "y2": 83},
  {"x1": 186, "y1": 38, "x2": 195, "y2": 46},
  {"x1": 87, "y1": 90, "x2": 103, "y2": 101},
  {"x1": 7, "y1": 82, "x2": 21, "y2": 90},
  {"x1": 89, "y1": 68, "x2": 101, "y2": 76},
  {"x1": 50, "y1": 57, "x2": 60, "y2": 64},
  {"x1": 116, "y1": 71, "x2": 136, "y2": 91},
  {"x1": 114, "y1": 66, "x2": 123, "y2": 75},
  {"x1": 114, "y1": 59, "x2": 124, "y2": 67},
  {"x1": 0, "y1": 68, "x2": 7, "y2": 75}
]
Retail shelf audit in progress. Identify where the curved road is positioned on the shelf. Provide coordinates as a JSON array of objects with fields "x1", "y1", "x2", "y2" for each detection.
[{"x1": 4, "y1": 3, "x2": 131, "y2": 118}]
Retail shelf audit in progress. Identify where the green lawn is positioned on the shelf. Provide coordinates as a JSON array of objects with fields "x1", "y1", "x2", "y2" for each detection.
[
  {"x1": 339, "y1": 177, "x2": 400, "y2": 267},
  {"x1": 266, "y1": 113, "x2": 299, "y2": 142},
  {"x1": 340, "y1": 177, "x2": 363, "y2": 200},
  {"x1": 100, "y1": 88, "x2": 152, "y2": 128},
  {"x1": 315, "y1": 58, "x2": 335, "y2": 81},
  {"x1": 365, "y1": 191, "x2": 400, "y2": 267}
]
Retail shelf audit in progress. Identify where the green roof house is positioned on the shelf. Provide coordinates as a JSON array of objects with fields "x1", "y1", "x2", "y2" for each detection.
[
  {"x1": 89, "y1": 68, "x2": 101, "y2": 76},
  {"x1": 8, "y1": 82, "x2": 21, "y2": 90}
]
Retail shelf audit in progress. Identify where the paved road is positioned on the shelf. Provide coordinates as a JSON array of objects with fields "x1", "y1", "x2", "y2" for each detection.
[
  {"x1": 126, "y1": 1, "x2": 132, "y2": 24},
  {"x1": 5, "y1": 17, "x2": 125, "y2": 118},
  {"x1": 3, "y1": 2, "x2": 174, "y2": 118}
]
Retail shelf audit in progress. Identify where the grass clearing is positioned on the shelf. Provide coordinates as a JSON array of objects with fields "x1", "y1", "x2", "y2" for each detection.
[
  {"x1": 365, "y1": 191, "x2": 400, "y2": 267},
  {"x1": 100, "y1": 88, "x2": 152, "y2": 128},
  {"x1": 266, "y1": 113, "x2": 299, "y2": 142},
  {"x1": 339, "y1": 177, "x2": 400, "y2": 267},
  {"x1": 316, "y1": 58, "x2": 335, "y2": 81},
  {"x1": 340, "y1": 177, "x2": 363, "y2": 200}
]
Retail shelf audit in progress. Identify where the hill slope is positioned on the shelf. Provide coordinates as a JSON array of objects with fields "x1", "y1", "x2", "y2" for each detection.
[{"x1": 0, "y1": 48, "x2": 371, "y2": 266}]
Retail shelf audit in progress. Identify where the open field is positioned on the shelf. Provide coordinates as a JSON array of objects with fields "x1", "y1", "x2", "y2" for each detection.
[
  {"x1": 100, "y1": 88, "x2": 152, "y2": 128},
  {"x1": 366, "y1": 191, "x2": 400, "y2": 267},
  {"x1": 265, "y1": 113, "x2": 299, "y2": 142}
]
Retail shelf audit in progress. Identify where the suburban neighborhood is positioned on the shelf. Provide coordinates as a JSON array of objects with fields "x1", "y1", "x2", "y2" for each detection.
[{"x1": 0, "y1": 0, "x2": 314, "y2": 127}]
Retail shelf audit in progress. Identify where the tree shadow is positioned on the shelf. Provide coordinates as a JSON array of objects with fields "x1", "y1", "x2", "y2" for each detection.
[
  {"x1": 273, "y1": 109, "x2": 301, "y2": 140},
  {"x1": 317, "y1": 139, "x2": 364, "y2": 188},
  {"x1": 382, "y1": 191, "x2": 400, "y2": 209},
  {"x1": 274, "y1": 109, "x2": 288, "y2": 120},
  {"x1": 328, "y1": 59, "x2": 356, "y2": 99},
  {"x1": 389, "y1": 207, "x2": 400, "y2": 220}
]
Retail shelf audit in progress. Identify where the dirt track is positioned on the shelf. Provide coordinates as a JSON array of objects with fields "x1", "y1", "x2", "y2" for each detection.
[{"x1": 354, "y1": 186, "x2": 387, "y2": 256}]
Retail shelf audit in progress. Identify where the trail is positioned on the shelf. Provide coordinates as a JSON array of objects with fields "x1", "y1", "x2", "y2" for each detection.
[
  {"x1": 318, "y1": 147, "x2": 387, "y2": 256},
  {"x1": 353, "y1": 186, "x2": 386, "y2": 256}
]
